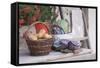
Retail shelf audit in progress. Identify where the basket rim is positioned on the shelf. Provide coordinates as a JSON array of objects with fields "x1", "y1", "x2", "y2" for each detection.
[{"x1": 26, "y1": 37, "x2": 53, "y2": 42}]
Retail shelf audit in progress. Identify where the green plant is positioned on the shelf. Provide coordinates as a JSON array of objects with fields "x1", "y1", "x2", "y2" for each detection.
[
  {"x1": 39, "y1": 6, "x2": 51, "y2": 22},
  {"x1": 19, "y1": 4, "x2": 57, "y2": 26}
]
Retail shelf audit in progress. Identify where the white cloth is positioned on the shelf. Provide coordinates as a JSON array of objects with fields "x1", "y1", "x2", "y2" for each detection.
[
  {"x1": 54, "y1": 8, "x2": 84, "y2": 39},
  {"x1": 71, "y1": 8, "x2": 84, "y2": 37}
]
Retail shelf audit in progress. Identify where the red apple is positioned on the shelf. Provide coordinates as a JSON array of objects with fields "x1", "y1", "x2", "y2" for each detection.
[{"x1": 19, "y1": 19, "x2": 25, "y2": 27}]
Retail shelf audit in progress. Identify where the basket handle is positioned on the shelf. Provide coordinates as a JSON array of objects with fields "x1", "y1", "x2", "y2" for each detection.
[{"x1": 23, "y1": 22, "x2": 38, "y2": 39}]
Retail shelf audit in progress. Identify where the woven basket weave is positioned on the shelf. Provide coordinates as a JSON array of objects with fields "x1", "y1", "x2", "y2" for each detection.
[{"x1": 24, "y1": 22, "x2": 53, "y2": 56}]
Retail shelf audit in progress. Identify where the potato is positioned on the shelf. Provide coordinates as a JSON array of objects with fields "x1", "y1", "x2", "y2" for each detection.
[
  {"x1": 32, "y1": 36, "x2": 38, "y2": 40},
  {"x1": 37, "y1": 29, "x2": 46, "y2": 39},
  {"x1": 37, "y1": 33, "x2": 43, "y2": 39},
  {"x1": 39, "y1": 29, "x2": 46, "y2": 35},
  {"x1": 44, "y1": 33, "x2": 52, "y2": 39}
]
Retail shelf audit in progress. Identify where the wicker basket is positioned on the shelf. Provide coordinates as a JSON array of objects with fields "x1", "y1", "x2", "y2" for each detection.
[{"x1": 24, "y1": 22, "x2": 53, "y2": 56}]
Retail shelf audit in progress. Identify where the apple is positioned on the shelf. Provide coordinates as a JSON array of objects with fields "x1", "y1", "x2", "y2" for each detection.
[{"x1": 19, "y1": 19, "x2": 25, "y2": 27}]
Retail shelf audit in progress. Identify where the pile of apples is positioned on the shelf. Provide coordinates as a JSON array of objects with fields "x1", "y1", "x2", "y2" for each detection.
[{"x1": 27, "y1": 29, "x2": 52, "y2": 41}]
